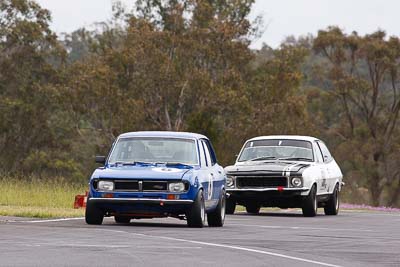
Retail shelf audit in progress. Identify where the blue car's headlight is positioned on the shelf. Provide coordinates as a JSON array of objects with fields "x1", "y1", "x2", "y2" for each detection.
[
  {"x1": 98, "y1": 181, "x2": 114, "y2": 191},
  {"x1": 169, "y1": 182, "x2": 185, "y2": 192}
]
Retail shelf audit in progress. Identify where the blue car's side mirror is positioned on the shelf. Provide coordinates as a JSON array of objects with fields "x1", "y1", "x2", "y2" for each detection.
[{"x1": 95, "y1": 156, "x2": 106, "y2": 164}]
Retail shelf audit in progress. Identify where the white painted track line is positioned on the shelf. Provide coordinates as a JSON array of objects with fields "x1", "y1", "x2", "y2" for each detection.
[
  {"x1": 228, "y1": 223, "x2": 373, "y2": 232},
  {"x1": 100, "y1": 229, "x2": 342, "y2": 267},
  {"x1": 156, "y1": 235, "x2": 343, "y2": 267},
  {"x1": 23, "y1": 217, "x2": 85, "y2": 223},
  {"x1": 5, "y1": 216, "x2": 351, "y2": 266}
]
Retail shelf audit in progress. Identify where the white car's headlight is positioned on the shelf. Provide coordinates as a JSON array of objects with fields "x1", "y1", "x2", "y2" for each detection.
[
  {"x1": 169, "y1": 182, "x2": 185, "y2": 192},
  {"x1": 98, "y1": 180, "x2": 114, "y2": 191},
  {"x1": 291, "y1": 177, "x2": 302, "y2": 187},
  {"x1": 226, "y1": 175, "x2": 235, "y2": 188}
]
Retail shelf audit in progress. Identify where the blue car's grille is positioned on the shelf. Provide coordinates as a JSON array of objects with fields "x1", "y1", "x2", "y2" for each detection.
[
  {"x1": 143, "y1": 181, "x2": 168, "y2": 191},
  {"x1": 113, "y1": 180, "x2": 168, "y2": 192},
  {"x1": 114, "y1": 180, "x2": 139, "y2": 191}
]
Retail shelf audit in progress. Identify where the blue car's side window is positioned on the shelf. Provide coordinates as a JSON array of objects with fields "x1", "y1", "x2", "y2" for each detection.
[
  {"x1": 199, "y1": 140, "x2": 207, "y2": 167},
  {"x1": 202, "y1": 140, "x2": 212, "y2": 167},
  {"x1": 204, "y1": 139, "x2": 217, "y2": 166}
]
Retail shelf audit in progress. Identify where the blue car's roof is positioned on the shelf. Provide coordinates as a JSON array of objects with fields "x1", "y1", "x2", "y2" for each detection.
[{"x1": 118, "y1": 131, "x2": 208, "y2": 140}]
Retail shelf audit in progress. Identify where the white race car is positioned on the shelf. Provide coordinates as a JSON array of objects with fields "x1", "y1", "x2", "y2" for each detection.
[{"x1": 225, "y1": 135, "x2": 343, "y2": 217}]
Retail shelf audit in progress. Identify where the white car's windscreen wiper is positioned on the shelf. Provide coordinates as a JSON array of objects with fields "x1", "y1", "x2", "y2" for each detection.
[
  {"x1": 250, "y1": 156, "x2": 277, "y2": 161},
  {"x1": 111, "y1": 161, "x2": 153, "y2": 166}
]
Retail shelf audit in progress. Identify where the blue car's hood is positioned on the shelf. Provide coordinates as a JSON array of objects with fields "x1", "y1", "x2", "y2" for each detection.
[{"x1": 93, "y1": 166, "x2": 192, "y2": 180}]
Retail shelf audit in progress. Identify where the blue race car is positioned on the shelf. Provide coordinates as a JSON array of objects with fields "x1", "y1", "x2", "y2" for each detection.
[{"x1": 85, "y1": 131, "x2": 226, "y2": 227}]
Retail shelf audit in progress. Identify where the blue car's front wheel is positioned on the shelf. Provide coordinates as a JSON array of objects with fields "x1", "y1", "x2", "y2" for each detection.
[
  {"x1": 186, "y1": 190, "x2": 205, "y2": 228},
  {"x1": 85, "y1": 197, "x2": 104, "y2": 225},
  {"x1": 207, "y1": 190, "x2": 226, "y2": 227}
]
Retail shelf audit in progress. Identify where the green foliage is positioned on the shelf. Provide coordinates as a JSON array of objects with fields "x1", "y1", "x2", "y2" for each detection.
[
  {"x1": 245, "y1": 44, "x2": 313, "y2": 137},
  {"x1": 313, "y1": 27, "x2": 400, "y2": 206},
  {"x1": 0, "y1": 0, "x2": 72, "y2": 176}
]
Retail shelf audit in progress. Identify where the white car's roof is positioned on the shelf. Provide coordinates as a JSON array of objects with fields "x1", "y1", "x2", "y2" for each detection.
[{"x1": 247, "y1": 135, "x2": 320, "y2": 142}]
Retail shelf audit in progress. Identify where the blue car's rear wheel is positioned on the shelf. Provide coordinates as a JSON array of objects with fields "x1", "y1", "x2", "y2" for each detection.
[
  {"x1": 245, "y1": 203, "x2": 260, "y2": 214},
  {"x1": 85, "y1": 198, "x2": 104, "y2": 225},
  {"x1": 207, "y1": 190, "x2": 226, "y2": 227},
  {"x1": 186, "y1": 190, "x2": 205, "y2": 228},
  {"x1": 226, "y1": 197, "x2": 236, "y2": 214},
  {"x1": 114, "y1": 216, "x2": 131, "y2": 223}
]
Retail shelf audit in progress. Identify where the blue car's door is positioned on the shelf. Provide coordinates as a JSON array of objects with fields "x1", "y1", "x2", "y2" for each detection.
[
  {"x1": 200, "y1": 139, "x2": 222, "y2": 209},
  {"x1": 198, "y1": 139, "x2": 213, "y2": 209}
]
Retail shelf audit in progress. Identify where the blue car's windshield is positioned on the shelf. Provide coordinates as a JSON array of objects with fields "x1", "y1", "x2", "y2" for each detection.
[{"x1": 108, "y1": 137, "x2": 198, "y2": 165}]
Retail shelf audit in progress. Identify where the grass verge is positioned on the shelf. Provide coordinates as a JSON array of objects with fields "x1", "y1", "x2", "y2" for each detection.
[
  {"x1": 0, "y1": 177, "x2": 87, "y2": 218},
  {"x1": 2, "y1": 176, "x2": 398, "y2": 219},
  {"x1": 0, "y1": 206, "x2": 84, "y2": 218}
]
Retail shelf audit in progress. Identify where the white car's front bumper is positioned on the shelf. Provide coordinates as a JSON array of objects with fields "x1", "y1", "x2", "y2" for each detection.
[{"x1": 227, "y1": 187, "x2": 309, "y2": 192}]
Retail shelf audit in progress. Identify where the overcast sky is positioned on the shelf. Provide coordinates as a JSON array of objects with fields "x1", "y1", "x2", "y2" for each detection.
[{"x1": 35, "y1": 0, "x2": 399, "y2": 49}]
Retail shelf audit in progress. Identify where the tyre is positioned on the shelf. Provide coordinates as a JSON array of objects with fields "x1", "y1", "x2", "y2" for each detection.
[
  {"x1": 207, "y1": 191, "x2": 226, "y2": 227},
  {"x1": 226, "y1": 197, "x2": 236, "y2": 215},
  {"x1": 324, "y1": 184, "x2": 340, "y2": 215},
  {"x1": 85, "y1": 198, "x2": 104, "y2": 225},
  {"x1": 186, "y1": 190, "x2": 205, "y2": 228},
  {"x1": 114, "y1": 216, "x2": 131, "y2": 223},
  {"x1": 245, "y1": 203, "x2": 260, "y2": 214},
  {"x1": 302, "y1": 184, "x2": 317, "y2": 217}
]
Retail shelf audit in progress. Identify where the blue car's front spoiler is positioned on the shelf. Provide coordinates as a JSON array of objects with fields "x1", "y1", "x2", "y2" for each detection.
[{"x1": 88, "y1": 198, "x2": 193, "y2": 205}]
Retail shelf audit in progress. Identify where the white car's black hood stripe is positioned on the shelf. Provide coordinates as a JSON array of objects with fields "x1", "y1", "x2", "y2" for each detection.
[{"x1": 225, "y1": 162, "x2": 311, "y2": 176}]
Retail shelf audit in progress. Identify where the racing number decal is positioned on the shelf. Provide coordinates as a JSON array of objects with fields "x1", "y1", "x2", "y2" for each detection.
[
  {"x1": 207, "y1": 174, "x2": 213, "y2": 200},
  {"x1": 321, "y1": 178, "x2": 327, "y2": 190}
]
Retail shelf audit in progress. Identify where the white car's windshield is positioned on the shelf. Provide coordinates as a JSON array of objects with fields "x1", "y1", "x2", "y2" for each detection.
[
  {"x1": 238, "y1": 139, "x2": 314, "y2": 162},
  {"x1": 108, "y1": 137, "x2": 198, "y2": 165}
]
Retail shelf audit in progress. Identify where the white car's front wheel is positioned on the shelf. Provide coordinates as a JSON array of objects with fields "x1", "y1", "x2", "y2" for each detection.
[{"x1": 302, "y1": 184, "x2": 318, "y2": 217}]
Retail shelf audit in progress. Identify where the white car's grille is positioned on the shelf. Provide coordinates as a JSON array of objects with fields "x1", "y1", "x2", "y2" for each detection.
[{"x1": 236, "y1": 176, "x2": 287, "y2": 188}]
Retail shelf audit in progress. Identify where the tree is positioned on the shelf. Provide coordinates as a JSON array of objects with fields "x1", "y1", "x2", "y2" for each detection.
[
  {"x1": 62, "y1": 28, "x2": 93, "y2": 63},
  {"x1": 247, "y1": 43, "x2": 312, "y2": 137},
  {"x1": 0, "y1": 0, "x2": 72, "y2": 175},
  {"x1": 63, "y1": 0, "x2": 259, "y2": 165},
  {"x1": 124, "y1": 0, "x2": 257, "y2": 131},
  {"x1": 313, "y1": 27, "x2": 400, "y2": 206}
]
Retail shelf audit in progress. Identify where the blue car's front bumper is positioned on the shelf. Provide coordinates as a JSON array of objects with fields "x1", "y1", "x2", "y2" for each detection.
[
  {"x1": 88, "y1": 179, "x2": 198, "y2": 216},
  {"x1": 88, "y1": 195, "x2": 194, "y2": 217},
  {"x1": 88, "y1": 197, "x2": 193, "y2": 205}
]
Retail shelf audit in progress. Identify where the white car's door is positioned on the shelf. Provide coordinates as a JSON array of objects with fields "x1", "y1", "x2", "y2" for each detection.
[
  {"x1": 316, "y1": 141, "x2": 337, "y2": 194},
  {"x1": 313, "y1": 141, "x2": 329, "y2": 195}
]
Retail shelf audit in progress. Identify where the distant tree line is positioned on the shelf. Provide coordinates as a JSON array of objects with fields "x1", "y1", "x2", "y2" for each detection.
[{"x1": 1, "y1": 0, "x2": 399, "y2": 207}]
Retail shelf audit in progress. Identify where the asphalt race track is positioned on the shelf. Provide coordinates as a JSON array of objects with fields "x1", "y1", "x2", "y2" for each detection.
[{"x1": 1, "y1": 210, "x2": 399, "y2": 267}]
